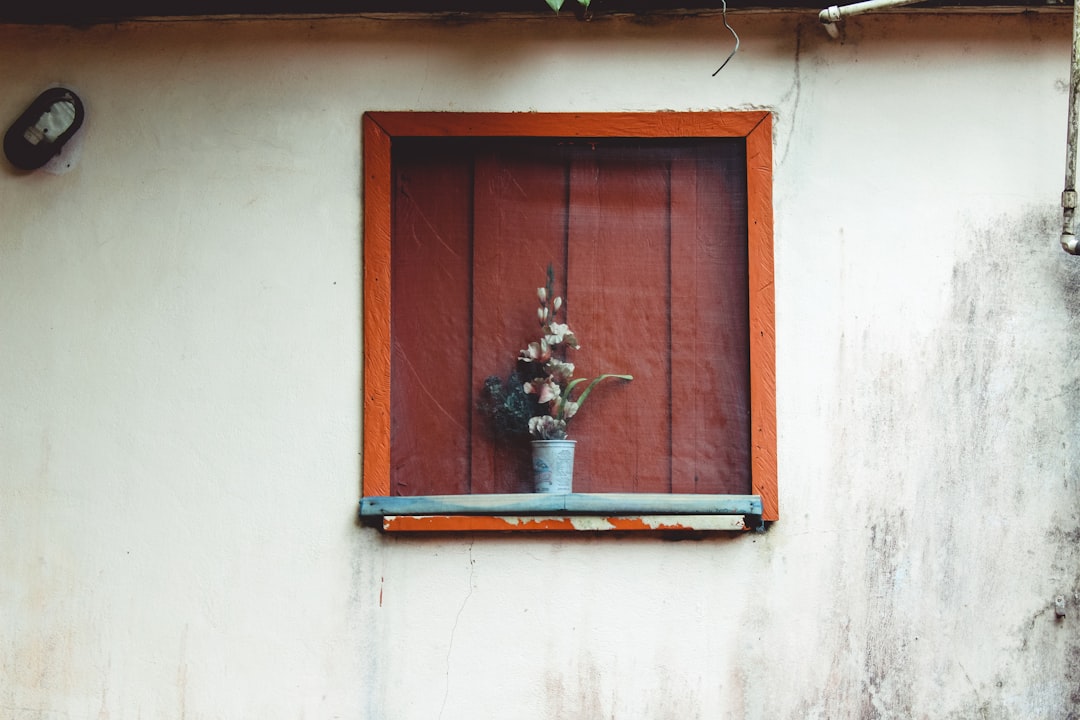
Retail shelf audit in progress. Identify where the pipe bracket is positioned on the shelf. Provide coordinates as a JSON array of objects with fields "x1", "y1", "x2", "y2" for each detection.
[{"x1": 820, "y1": 5, "x2": 842, "y2": 22}]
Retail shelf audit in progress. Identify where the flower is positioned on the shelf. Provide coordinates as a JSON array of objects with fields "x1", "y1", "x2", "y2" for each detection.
[
  {"x1": 560, "y1": 400, "x2": 579, "y2": 419},
  {"x1": 529, "y1": 415, "x2": 567, "y2": 439},
  {"x1": 524, "y1": 377, "x2": 561, "y2": 404},
  {"x1": 479, "y1": 265, "x2": 633, "y2": 443},
  {"x1": 544, "y1": 322, "x2": 578, "y2": 349},
  {"x1": 517, "y1": 265, "x2": 632, "y2": 439},
  {"x1": 519, "y1": 339, "x2": 551, "y2": 363},
  {"x1": 545, "y1": 359, "x2": 575, "y2": 382}
]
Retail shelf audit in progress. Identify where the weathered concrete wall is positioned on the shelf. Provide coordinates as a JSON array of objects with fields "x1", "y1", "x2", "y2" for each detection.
[{"x1": 1, "y1": 11, "x2": 1077, "y2": 718}]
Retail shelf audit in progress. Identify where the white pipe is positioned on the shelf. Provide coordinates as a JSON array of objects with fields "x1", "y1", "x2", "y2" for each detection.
[
  {"x1": 1061, "y1": 0, "x2": 1080, "y2": 254},
  {"x1": 819, "y1": 0, "x2": 929, "y2": 37},
  {"x1": 815, "y1": 0, "x2": 1080, "y2": 256}
]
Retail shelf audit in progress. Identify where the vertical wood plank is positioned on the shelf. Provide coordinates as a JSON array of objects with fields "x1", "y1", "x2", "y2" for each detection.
[
  {"x1": 746, "y1": 116, "x2": 778, "y2": 521},
  {"x1": 362, "y1": 115, "x2": 392, "y2": 498},
  {"x1": 669, "y1": 145, "x2": 751, "y2": 495},
  {"x1": 389, "y1": 141, "x2": 474, "y2": 495},
  {"x1": 471, "y1": 143, "x2": 569, "y2": 493},
  {"x1": 567, "y1": 145, "x2": 670, "y2": 493}
]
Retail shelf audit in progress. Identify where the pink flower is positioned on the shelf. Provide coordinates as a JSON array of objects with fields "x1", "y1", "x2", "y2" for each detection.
[
  {"x1": 524, "y1": 377, "x2": 561, "y2": 404},
  {"x1": 519, "y1": 339, "x2": 551, "y2": 363}
]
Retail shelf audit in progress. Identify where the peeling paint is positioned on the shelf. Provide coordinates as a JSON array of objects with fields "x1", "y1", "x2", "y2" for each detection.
[{"x1": 381, "y1": 515, "x2": 749, "y2": 532}]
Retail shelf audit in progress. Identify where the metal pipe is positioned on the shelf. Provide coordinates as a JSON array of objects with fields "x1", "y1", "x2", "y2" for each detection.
[
  {"x1": 819, "y1": 0, "x2": 929, "y2": 37},
  {"x1": 1062, "y1": 0, "x2": 1080, "y2": 254}
]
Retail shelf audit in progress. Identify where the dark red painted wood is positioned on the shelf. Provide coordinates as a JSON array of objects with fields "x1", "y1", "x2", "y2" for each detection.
[
  {"x1": 389, "y1": 137, "x2": 752, "y2": 498},
  {"x1": 567, "y1": 147, "x2": 671, "y2": 493},
  {"x1": 670, "y1": 148, "x2": 751, "y2": 494},
  {"x1": 471, "y1": 147, "x2": 568, "y2": 493},
  {"x1": 390, "y1": 143, "x2": 473, "y2": 495}
]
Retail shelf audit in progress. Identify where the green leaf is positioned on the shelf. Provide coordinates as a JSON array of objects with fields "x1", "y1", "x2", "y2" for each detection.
[
  {"x1": 577, "y1": 0, "x2": 591, "y2": 7},
  {"x1": 565, "y1": 378, "x2": 588, "y2": 395},
  {"x1": 573, "y1": 373, "x2": 632, "y2": 412},
  {"x1": 546, "y1": 0, "x2": 565, "y2": 11}
]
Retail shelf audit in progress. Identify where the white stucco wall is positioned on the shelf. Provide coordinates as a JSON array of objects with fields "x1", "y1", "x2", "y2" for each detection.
[{"x1": 2, "y1": 10, "x2": 1078, "y2": 719}]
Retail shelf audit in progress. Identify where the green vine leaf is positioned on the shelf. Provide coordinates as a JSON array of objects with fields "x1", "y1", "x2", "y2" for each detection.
[
  {"x1": 546, "y1": 0, "x2": 565, "y2": 11},
  {"x1": 573, "y1": 374, "x2": 632, "y2": 412}
]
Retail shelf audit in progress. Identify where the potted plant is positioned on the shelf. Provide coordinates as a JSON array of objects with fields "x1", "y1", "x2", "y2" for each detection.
[{"x1": 478, "y1": 266, "x2": 632, "y2": 493}]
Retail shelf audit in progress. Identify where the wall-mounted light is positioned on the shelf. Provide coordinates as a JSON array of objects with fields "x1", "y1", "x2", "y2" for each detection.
[{"x1": 4, "y1": 87, "x2": 84, "y2": 171}]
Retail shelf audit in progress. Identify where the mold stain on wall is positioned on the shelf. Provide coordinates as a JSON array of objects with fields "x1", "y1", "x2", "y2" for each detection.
[{"x1": 812, "y1": 206, "x2": 1080, "y2": 718}]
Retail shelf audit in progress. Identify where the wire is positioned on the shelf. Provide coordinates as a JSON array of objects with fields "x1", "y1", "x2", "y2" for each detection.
[{"x1": 712, "y1": 0, "x2": 741, "y2": 76}]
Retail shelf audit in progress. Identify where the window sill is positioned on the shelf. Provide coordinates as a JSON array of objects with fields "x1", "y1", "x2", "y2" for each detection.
[{"x1": 359, "y1": 493, "x2": 763, "y2": 533}]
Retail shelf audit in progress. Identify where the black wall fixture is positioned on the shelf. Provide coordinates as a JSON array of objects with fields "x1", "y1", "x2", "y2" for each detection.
[{"x1": 4, "y1": 87, "x2": 85, "y2": 171}]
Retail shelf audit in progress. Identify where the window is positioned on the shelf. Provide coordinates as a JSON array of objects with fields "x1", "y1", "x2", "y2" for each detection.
[{"x1": 360, "y1": 112, "x2": 776, "y2": 532}]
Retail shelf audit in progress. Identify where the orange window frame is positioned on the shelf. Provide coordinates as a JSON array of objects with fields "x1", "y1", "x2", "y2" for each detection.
[{"x1": 362, "y1": 111, "x2": 777, "y2": 527}]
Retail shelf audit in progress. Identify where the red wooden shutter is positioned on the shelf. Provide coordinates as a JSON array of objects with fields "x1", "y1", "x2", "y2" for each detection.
[{"x1": 390, "y1": 138, "x2": 751, "y2": 497}]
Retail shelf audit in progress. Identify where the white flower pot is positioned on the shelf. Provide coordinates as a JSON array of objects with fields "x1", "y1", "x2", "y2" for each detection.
[{"x1": 531, "y1": 439, "x2": 576, "y2": 493}]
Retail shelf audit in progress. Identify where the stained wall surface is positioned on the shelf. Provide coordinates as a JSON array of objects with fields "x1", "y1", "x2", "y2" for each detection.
[{"x1": 1, "y1": 11, "x2": 1078, "y2": 719}]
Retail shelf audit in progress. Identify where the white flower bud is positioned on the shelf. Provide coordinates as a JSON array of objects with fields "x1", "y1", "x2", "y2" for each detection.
[
  {"x1": 537, "y1": 287, "x2": 547, "y2": 304},
  {"x1": 553, "y1": 296, "x2": 563, "y2": 312}
]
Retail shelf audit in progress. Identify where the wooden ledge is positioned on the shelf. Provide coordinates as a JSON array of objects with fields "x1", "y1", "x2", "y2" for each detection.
[{"x1": 360, "y1": 493, "x2": 764, "y2": 533}]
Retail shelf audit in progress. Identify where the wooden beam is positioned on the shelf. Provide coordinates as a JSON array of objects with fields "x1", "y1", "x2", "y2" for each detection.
[{"x1": 360, "y1": 492, "x2": 763, "y2": 517}]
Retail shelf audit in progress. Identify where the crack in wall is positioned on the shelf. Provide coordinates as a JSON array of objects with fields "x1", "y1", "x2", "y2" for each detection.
[
  {"x1": 777, "y1": 21, "x2": 803, "y2": 168},
  {"x1": 438, "y1": 541, "x2": 475, "y2": 720}
]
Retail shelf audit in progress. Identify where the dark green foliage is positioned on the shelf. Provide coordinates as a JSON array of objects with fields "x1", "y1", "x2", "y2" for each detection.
[{"x1": 477, "y1": 369, "x2": 541, "y2": 439}]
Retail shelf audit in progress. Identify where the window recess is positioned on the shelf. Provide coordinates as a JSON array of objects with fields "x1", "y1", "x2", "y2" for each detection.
[{"x1": 360, "y1": 112, "x2": 776, "y2": 533}]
